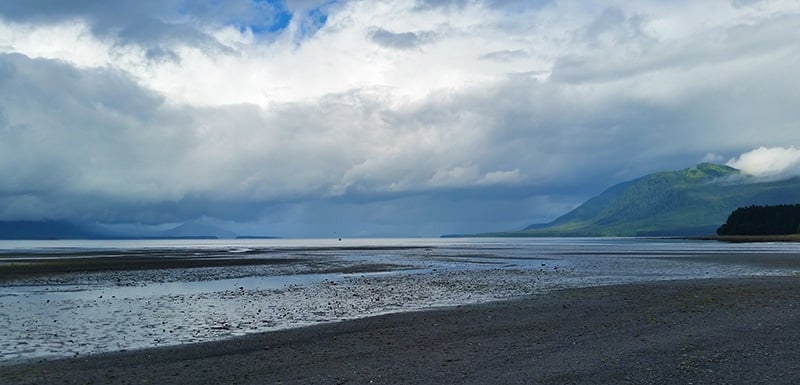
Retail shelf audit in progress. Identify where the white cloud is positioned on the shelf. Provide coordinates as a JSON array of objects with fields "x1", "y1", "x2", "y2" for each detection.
[
  {"x1": 477, "y1": 169, "x2": 526, "y2": 186},
  {"x1": 727, "y1": 146, "x2": 800, "y2": 178},
  {"x1": 0, "y1": 20, "x2": 112, "y2": 68},
  {"x1": 429, "y1": 166, "x2": 481, "y2": 187}
]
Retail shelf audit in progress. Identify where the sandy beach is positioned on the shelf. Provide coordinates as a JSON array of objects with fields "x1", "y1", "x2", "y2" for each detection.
[{"x1": 3, "y1": 275, "x2": 799, "y2": 385}]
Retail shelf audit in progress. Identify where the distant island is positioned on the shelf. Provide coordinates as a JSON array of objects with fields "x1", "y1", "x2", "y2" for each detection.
[{"x1": 456, "y1": 163, "x2": 800, "y2": 237}]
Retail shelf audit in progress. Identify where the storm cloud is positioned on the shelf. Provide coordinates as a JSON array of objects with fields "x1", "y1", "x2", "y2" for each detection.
[
  {"x1": 369, "y1": 27, "x2": 436, "y2": 50},
  {"x1": 0, "y1": 0, "x2": 799, "y2": 236}
]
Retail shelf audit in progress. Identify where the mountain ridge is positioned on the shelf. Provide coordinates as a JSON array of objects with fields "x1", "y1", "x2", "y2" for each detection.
[
  {"x1": 470, "y1": 163, "x2": 800, "y2": 237},
  {"x1": 0, "y1": 220, "x2": 244, "y2": 240}
]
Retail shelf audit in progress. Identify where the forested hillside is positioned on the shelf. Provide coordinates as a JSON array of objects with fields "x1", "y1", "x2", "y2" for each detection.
[
  {"x1": 470, "y1": 163, "x2": 800, "y2": 237},
  {"x1": 717, "y1": 205, "x2": 800, "y2": 235}
]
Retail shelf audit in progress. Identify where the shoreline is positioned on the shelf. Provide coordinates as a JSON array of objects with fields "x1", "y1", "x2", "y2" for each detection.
[
  {"x1": 4, "y1": 275, "x2": 800, "y2": 385},
  {"x1": 686, "y1": 234, "x2": 800, "y2": 243}
]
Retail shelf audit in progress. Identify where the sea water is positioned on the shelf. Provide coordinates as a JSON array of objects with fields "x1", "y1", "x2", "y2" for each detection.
[{"x1": 1, "y1": 237, "x2": 799, "y2": 363}]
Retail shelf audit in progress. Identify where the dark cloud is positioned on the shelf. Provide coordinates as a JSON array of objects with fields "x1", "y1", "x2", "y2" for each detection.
[
  {"x1": 730, "y1": 0, "x2": 762, "y2": 8},
  {"x1": 227, "y1": 191, "x2": 583, "y2": 237},
  {"x1": 114, "y1": 17, "x2": 223, "y2": 50},
  {"x1": 0, "y1": 53, "x2": 173, "y2": 220},
  {"x1": 0, "y1": 0, "x2": 287, "y2": 30},
  {"x1": 414, "y1": 0, "x2": 552, "y2": 11},
  {"x1": 0, "y1": 54, "x2": 280, "y2": 224},
  {"x1": 2, "y1": 1, "x2": 799, "y2": 236},
  {"x1": 0, "y1": 0, "x2": 168, "y2": 24},
  {"x1": 0, "y1": 0, "x2": 290, "y2": 50},
  {"x1": 0, "y1": 1, "x2": 180, "y2": 45},
  {"x1": 144, "y1": 46, "x2": 181, "y2": 64},
  {"x1": 0, "y1": 51, "x2": 627, "y2": 232},
  {"x1": 368, "y1": 27, "x2": 436, "y2": 50},
  {"x1": 413, "y1": 0, "x2": 470, "y2": 10},
  {"x1": 3, "y1": 40, "x2": 799, "y2": 234},
  {"x1": 552, "y1": 13, "x2": 800, "y2": 84},
  {"x1": 286, "y1": 0, "x2": 338, "y2": 12},
  {"x1": 479, "y1": 49, "x2": 529, "y2": 62}
]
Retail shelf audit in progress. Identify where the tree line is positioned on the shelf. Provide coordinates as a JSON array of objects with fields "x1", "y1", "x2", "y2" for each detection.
[{"x1": 717, "y1": 204, "x2": 800, "y2": 235}]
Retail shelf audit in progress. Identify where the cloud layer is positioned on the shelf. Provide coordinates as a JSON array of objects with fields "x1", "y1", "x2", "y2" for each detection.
[
  {"x1": 1, "y1": 0, "x2": 799, "y2": 236},
  {"x1": 727, "y1": 146, "x2": 800, "y2": 179}
]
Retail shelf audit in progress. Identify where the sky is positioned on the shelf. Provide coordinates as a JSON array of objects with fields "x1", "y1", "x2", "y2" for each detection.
[{"x1": 0, "y1": 0, "x2": 799, "y2": 237}]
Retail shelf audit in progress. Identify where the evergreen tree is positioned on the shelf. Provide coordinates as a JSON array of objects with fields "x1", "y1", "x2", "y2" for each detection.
[{"x1": 717, "y1": 204, "x2": 800, "y2": 235}]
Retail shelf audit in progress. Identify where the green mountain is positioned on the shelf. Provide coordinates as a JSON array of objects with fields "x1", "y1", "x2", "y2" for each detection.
[{"x1": 482, "y1": 163, "x2": 800, "y2": 237}]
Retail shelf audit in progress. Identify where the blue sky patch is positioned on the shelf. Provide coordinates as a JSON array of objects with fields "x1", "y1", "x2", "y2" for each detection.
[{"x1": 244, "y1": 0, "x2": 293, "y2": 35}]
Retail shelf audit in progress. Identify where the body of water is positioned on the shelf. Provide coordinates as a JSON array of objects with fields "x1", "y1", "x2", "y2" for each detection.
[{"x1": 1, "y1": 237, "x2": 799, "y2": 363}]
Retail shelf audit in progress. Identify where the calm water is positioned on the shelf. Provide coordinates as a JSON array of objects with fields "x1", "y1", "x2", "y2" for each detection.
[{"x1": 1, "y1": 237, "x2": 799, "y2": 363}]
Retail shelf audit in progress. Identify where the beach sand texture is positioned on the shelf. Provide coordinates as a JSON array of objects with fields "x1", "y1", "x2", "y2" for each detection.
[{"x1": 3, "y1": 276, "x2": 799, "y2": 385}]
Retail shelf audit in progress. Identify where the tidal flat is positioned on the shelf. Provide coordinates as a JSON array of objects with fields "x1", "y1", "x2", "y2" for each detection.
[
  {"x1": 4, "y1": 276, "x2": 800, "y2": 385},
  {"x1": 1, "y1": 237, "x2": 799, "y2": 370}
]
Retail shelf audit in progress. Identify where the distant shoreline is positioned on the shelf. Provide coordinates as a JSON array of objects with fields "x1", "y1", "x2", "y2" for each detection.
[
  {"x1": 444, "y1": 234, "x2": 800, "y2": 242},
  {"x1": 686, "y1": 234, "x2": 800, "y2": 243}
]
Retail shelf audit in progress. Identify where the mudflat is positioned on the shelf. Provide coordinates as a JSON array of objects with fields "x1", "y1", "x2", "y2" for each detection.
[{"x1": 3, "y1": 276, "x2": 799, "y2": 385}]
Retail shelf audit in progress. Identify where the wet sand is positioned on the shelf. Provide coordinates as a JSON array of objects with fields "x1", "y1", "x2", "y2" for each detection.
[
  {"x1": 0, "y1": 247, "x2": 412, "y2": 284},
  {"x1": 3, "y1": 275, "x2": 799, "y2": 385},
  {"x1": 0, "y1": 254, "x2": 306, "y2": 281},
  {"x1": 0, "y1": 246, "x2": 414, "y2": 281},
  {"x1": 658, "y1": 252, "x2": 800, "y2": 269}
]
